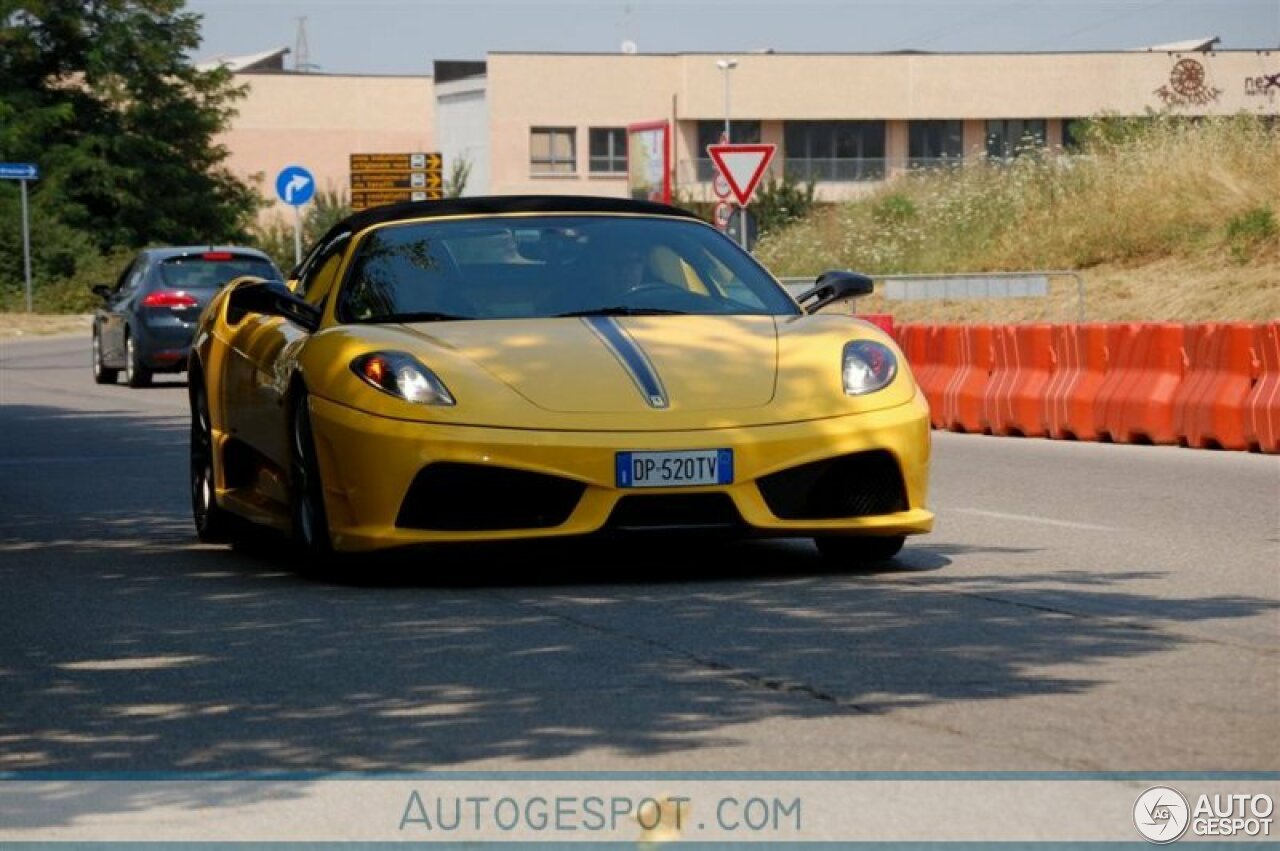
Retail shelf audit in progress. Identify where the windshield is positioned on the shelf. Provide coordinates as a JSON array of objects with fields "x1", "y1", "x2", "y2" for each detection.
[
  {"x1": 337, "y1": 215, "x2": 800, "y2": 322},
  {"x1": 159, "y1": 255, "x2": 281, "y2": 289}
]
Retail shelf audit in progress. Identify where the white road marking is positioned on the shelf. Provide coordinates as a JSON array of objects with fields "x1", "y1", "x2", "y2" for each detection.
[{"x1": 950, "y1": 507, "x2": 1119, "y2": 532}]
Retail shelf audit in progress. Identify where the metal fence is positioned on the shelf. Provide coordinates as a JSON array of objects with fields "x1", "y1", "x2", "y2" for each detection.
[
  {"x1": 779, "y1": 271, "x2": 1087, "y2": 322},
  {"x1": 681, "y1": 156, "x2": 970, "y2": 187}
]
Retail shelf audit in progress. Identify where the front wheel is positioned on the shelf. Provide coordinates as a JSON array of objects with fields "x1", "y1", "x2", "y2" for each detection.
[
  {"x1": 190, "y1": 381, "x2": 236, "y2": 542},
  {"x1": 91, "y1": 328, "x2": 118, "y2": 384},
  {"x1": 814, "y1": 535, "x2": 905, "y2": 567},
  {"x1": 291, "y1": 391, "x2": 334, "y2": 563}
]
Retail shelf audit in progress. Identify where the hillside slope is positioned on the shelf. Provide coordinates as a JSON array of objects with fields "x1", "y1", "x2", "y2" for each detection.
[{"x1": 755, "y1": 116, "x2": 1280, "y2": 322}]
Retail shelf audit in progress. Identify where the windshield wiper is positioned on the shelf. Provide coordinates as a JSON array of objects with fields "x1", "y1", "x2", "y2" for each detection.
[
  {"x1": 555, "y1": 306, "x2": 689, "y2": 317},
  {"x1": 363, "y1": 311, "x2": 472, "y2": 323}
]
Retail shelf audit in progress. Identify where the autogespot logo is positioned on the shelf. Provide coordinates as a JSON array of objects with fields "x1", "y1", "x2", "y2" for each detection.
[{"x1": 1135, "y1": 786, "x2": 1191, "y2": 843}]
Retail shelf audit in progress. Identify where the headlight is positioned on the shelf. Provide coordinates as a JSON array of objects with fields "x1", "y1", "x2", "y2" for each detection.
[
  {"x1": 842, "y1": 340, "x2": 898, "y2": 396},
  {"x1": 351, "y1": 352, "x2": 456, "y2": 406}
]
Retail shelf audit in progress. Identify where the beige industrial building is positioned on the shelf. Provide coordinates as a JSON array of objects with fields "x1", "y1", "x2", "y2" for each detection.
[
  {"x1": 205, "y1": 48, "x2": 435, "y2": 217},
  {"x1": 211, "y1": 41, "x2": 1277, "y2": 210}
]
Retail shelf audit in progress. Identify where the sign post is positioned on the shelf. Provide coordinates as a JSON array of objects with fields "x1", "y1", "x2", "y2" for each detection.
[
  {"x1": 706, "y1": 144, "x2": 776, "y2": 251},
  {"x1": 275, "y1": 165, "x2": 316, "y2": 265},
  {"x1": 349, "y1": 153, "x2": 442, "y2": 211},
  {"x1": 1, "y1": 163, "x2": 39, "y2": 312}
]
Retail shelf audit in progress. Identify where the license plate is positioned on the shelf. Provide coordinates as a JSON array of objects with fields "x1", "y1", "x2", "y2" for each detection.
[{"x1": 616, "y1": 449, "x2": 733, "y2": 488}]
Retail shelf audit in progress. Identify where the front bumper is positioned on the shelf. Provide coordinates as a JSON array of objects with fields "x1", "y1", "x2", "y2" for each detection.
[{"x1": 307, "y1": 393, "x2": 934, "y2": 552}]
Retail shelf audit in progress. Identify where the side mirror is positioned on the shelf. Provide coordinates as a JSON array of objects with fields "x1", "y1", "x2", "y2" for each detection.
[
  {"x1": 795, "y1": 270, "x2": 874, "y2": 315},
  {"x1": 226, "y1": 278, "x2": 321, "y2": 333},
  {"x1": 91, "y1": 284, "x2": 112, "y2": 300}
]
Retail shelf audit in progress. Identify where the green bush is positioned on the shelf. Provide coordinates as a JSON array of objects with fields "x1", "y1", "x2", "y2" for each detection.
[
  {"x1": 0, "y1": 247, "x2": 133, "y2": 313},
  {"x1": 1225, "y1": 206, "x2": 1277, "y2": 264},
  {"x1": 871, "y1": 193, "x2": 917, "y2": 226},
  {"x1": 1226, "y1": 206, "x2": 1277, "y2": 243},
  {"x1": 250, "y1": 188, "x2": 353, "y2": 273},
  {"x1": 752, "y1": 173, "x2": 817, "y2": 235}
]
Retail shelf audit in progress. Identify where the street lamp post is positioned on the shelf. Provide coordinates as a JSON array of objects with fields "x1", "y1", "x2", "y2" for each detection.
[
  {"x1": 715, "y1": 58, "x2": 747, "y2": 249},
  {"x1": 715, "y1": 58, "x2": 737, "y2": 142}
]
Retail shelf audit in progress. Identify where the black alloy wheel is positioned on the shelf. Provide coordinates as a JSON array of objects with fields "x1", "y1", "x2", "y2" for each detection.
[
  {"x1": 190, "y1": 380, "x2": 234, "y2": 542},
  {"x1": 291, "y1": 390, "x2": 335, "y2": 564}
]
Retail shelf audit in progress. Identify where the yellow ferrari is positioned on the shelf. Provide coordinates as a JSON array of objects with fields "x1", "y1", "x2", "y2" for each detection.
[{"x1": 189, "y1": 196, "x2": 932, "y2": 564}]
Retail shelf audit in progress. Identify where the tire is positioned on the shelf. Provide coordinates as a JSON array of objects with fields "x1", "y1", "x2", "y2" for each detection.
[
  {"x1": 190, "y1": 379, "x2": 236, "y2": 543},
  {"x1": 814, "y1": 534, "x2": 905, "y2": 567},
  {"x1": 290, "y1": 390, "x2": 335, "y2": 564},
  {"x1": 124, "y1": 331, "x2": 152, "y2": 388},
  {"x1": 91, "y1": 327, "x2": 118, "y2": 384}
]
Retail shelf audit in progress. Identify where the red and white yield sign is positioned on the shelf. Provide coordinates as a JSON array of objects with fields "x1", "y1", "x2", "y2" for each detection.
[{"x1": 707, "y1": 143, "x2": 776, "y2": 206}]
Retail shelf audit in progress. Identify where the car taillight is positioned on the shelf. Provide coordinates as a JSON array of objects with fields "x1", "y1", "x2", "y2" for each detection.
[
  {"x1": 141, "y1": 290, "x2": 198, "y2": 308},
  {"x1": 201, "y1": 252, "x2": 233, "y2": 260}
]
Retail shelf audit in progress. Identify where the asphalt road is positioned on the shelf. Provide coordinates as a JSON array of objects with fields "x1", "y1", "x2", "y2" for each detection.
[{"x1": 1, "y1": 334, "x2": 1277, "y2": 773}]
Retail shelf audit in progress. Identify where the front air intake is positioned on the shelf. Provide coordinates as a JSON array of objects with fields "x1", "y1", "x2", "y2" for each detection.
[
  {"x1": 396, "y1": 463, "x2": 584, "y2": 531},
  {"x1": 756, "y1": 450, "x2": 908, "y2": 520},
  {"x1": 606, "y1": 493, "x2": 743, "y2": 531}
]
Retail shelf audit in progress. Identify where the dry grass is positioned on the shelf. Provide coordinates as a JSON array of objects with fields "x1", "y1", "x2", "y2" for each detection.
[
  {"x1": 0, "y1": 313, "x2": 92, "y2": 339},
  {"x1": 757, "y1": 115, "x2": 1280, "y2": 322}
]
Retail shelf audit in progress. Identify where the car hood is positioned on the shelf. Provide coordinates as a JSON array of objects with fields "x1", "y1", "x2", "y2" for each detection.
[
  {"x1": 304, "y1": 313, "x2": 916, "y2": 430},
  {"x1": 396, "y1": 315, "x2": 778, "y2": 414}
]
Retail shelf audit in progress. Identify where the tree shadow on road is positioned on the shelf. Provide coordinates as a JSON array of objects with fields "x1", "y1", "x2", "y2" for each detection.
[{"x1": 1, "y1": 400, "x2": 1277, "y2": 829}]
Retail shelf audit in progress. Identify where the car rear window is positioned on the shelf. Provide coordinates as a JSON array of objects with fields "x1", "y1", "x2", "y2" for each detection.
[{"x1": 159, "y1": 254, "x2": 280, "y2": 289}]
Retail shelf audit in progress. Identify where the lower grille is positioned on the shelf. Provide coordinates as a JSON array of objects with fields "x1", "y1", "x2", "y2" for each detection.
[
  {"x1": 396, "y1": 463, "x2": 584, "y2": 531},
  {"x1": 756, "y1": 450, "x2": 908, "y2": 520},
  {"x1": 607, "y1": 493, "x2": 743, "y2": 531}
]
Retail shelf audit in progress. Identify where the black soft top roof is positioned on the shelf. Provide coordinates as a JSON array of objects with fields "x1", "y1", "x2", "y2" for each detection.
[{"x1": 330, "y1": 195, "x2": 700, "y2": 238}]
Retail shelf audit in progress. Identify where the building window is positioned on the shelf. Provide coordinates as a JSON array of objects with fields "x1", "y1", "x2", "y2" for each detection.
[
  {"x1": 783, "y1": 120, "x2": 886, "y2": 182},
  {"x1": 985, "y1": 119, "x2": 1046, "y2": 159},
  {"x1": 588, "y1": 128, "x2": 627, "y2": 174},
  {"x1": 696, "y1": 119, "x2": 761, "y2": 181},
  {"x1": 531, "y1": 127, "x2": 576, "y2": 175},
  {"x1": 1062, "y1": 118, "x2": 1087, "y2": 150},
  {"x1": 908, "y1": 120, "x2": 964, "y2": 168}
]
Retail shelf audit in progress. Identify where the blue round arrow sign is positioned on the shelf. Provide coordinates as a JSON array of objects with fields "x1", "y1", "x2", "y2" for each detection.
[{"x1": 275, "y1": 165, "x2": 315, "y2": 206}]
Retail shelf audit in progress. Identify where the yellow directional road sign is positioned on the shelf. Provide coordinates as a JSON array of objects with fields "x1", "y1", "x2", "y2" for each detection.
[
  {"x1": 351, "y1": 188, "x2": 442, "y2": 210},
  {"x1": 350, "y1": 152, "x2": 442, "y2": 172},
  {"x1": 349, "y1": 152, "x2": 443, "y2": 210}
]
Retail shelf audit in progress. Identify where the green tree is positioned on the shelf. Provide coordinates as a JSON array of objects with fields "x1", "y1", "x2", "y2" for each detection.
[
  {"x1": 0, "y1": 1, "x2": 259, "y2": 297},
  {"x1": 250, "y1": 188, "x2": 352, "y2": 272},
  {"x1": 752, "y1": 172, "x2": 817, "y2": 236},
  {"x1": 444, "y1": 156, "x2": 472, "y2": 198}
]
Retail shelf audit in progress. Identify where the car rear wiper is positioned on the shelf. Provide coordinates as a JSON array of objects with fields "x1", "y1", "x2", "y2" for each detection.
[
  {"x1": 363, "y1": 311, "x2": 472, "y2": 323},
  {"x1": 555, "y1": 306, "x2": 689, "y2": 317}
]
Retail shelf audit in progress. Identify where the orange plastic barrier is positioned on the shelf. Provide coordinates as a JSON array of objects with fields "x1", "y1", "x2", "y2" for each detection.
[
  {"x1": 942, "y1": 324, "x2": 994, "y2": 433},
  {"x1": 896, "y1": 320, "x2": 1271, "y2": 453},
  {"x1": 982, "y1": 324, "x2": 1055, "y2": 436},
  {"x1": 980, "y1": 326, "x2": 1014, "y2": 434},
  {"x1": 929, "y1": 325, "x2": 966, "y2": 428},
  {"x1": 900, "y1": 325, "x2": 946, "y2": 417},
  {"x1": 1007, "y1": 324, "x2": 1056, "y2": 437},
  {"x1": 1244, "y1": 322, "x2": 1280, "y2": 454},
  {"x1": 860, "y1": 314, "x2": 895, "y2": 336},
  {"x1": 1172, "y1": 323, "x2": 1259, "y2": 451},
  {"x1": 1043, "y1": 323, "x2": 1113, "y2": 441},
  {"x1": 1095, "y1": 323, "x2": 1189, "y2": 445}
]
